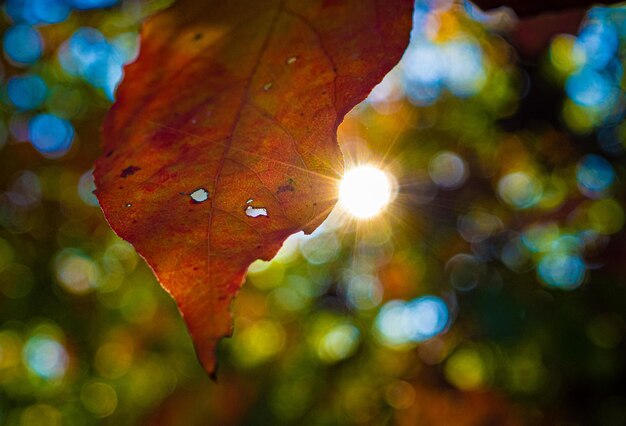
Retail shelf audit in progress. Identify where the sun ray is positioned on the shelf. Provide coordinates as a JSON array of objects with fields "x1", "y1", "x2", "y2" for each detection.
[{"x1": 338, "y1": 165, "x2": 393, "y2": 219}]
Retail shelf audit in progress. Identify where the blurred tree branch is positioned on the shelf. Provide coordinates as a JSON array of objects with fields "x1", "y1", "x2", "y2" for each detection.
[{"x1": 472, "y1": 0, "x2": 625, "y2": 17}]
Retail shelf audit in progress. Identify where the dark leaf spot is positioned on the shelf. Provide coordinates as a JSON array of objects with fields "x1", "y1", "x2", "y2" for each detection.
[
  {"x1": 277, "y1": 184, "x2": 295, "y2": 193},
  {"x1": 277, "y1": 178, "x2": 295, "y2": 193},
  {"x1": 120, "y1": 166, "x2": 141, "y2": 178}
]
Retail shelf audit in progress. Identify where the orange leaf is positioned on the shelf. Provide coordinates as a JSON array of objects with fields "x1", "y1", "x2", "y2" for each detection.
[{"x1": 94, "y1": 0, "x2": 412, "y2": 376}]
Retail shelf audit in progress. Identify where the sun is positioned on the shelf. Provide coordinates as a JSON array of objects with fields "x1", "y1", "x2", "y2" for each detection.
[{"x1": 339, "y1": 165, "x2": 393, "y2": 219}]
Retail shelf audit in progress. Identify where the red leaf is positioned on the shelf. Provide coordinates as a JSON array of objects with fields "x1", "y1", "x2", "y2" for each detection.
[
  {"x1": 471, "y1": 0, "x2": 621, "y2": 17},
  {"x1": 471, "y1": 0, "x2": 620, "y2": 58},
  {"x1": 94, "y1": 0, "x2": 413, "y2": 375},
  {"x1": 511, "y1": 8, "x2": 586, "y2": 58}
]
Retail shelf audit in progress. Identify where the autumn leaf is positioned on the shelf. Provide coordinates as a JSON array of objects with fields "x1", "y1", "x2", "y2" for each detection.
[
  {"x1": 472, "y1": 0, "x2": 621, "y2": 58},
  {"x1": 471, "y1": 0, "x2": 622, "y2": 17},
  {"x1": 94, "y1": 0, "x2": 413, "y2": 375},
  {"x1": 511, "y1": 8, "x2": 587, "y2": 58}
]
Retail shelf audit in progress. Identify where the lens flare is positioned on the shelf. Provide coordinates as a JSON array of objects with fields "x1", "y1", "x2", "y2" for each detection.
[{"x1": 339, "y1": 166, "x2": 392, "y2": 219}]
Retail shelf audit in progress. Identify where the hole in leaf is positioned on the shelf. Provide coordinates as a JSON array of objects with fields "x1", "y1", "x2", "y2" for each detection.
[
  {"x1": 245, "y1": 199, "x2": 267, "y2": 217},
  {"x1": 190, "y1": 188, "x2": 209, "y2": 203}
]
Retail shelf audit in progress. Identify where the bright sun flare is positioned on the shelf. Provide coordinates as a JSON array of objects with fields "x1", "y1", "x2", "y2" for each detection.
[{"x1": 339, "y1": 165, "x2": 392, "y2": 219}]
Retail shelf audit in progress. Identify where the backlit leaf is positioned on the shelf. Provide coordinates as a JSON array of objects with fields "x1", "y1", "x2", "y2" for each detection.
[{"x1": 94, "y1": 0, "x2": 413, "y2": 375}]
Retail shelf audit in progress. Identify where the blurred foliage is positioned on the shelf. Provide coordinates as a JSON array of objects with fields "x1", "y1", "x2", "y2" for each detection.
[{"x1": 2, "y1": 0, "x2": 626, "y2": 425}]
